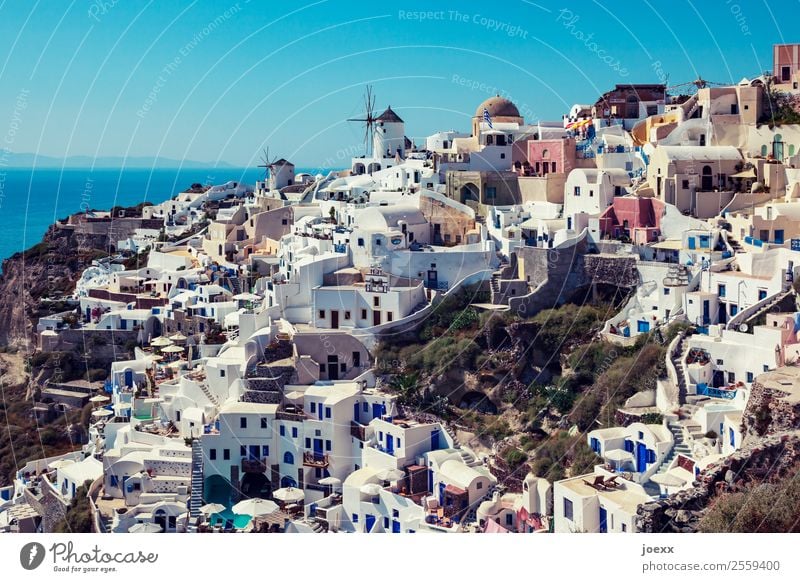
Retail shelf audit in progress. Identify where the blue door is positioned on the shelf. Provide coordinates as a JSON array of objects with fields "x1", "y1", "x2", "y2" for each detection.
[
  {"x1": 364, "y1": 514, "x2": 375, "y2": 532},
  {"x1": 430, "y1": 429, "x2": 440, "y2": 451},
  {"x1": 124, "y1": 369, "x2": 133, "y2": 387},
  {"x1": 438, "y1": 482, "x2": 446, "y2": 505},
  {"x1": 317, "y1": 405, "x2": 323, "y2": 420},
  {"x1": 636, "y1": 442, "x2": 647, "y2": 473},
  {"x1": 386, "y1": 435, "x2": 394, "y2": 455},
  {"x1": 353, "y1": 403, "x2": 360, "y2": 423},
  {"x1": 372, "y1": 403, "x2": 382, "y2": 419},
  {"x1": 775, "y1": 229, "x2": 785, "y2": 244},
  {"x1": 313, "y1": 439, "x2": 323, "y2": 460},
  {"x1": 392, "y1": 520, "x2": 401, "y2": 533},
  {"x1": 599, "y1": 507, "x2": 608, "y2": 533},
  {"x1": 637, "y1": 320, "x2": 650, "y2": 333},
  {"x1": 702, "y1": 300, "x2": 710, "y2": 324},
  {"x1": 688, "y1": 237, "x2": 696, "y2": 249}
]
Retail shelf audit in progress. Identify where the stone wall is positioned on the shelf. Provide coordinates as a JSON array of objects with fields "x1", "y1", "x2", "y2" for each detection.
[
  {"x1": 509, "y1": 240, "x2": 639, "y2": 316},
  {"x1": 636, "y1": 432, "x2": 800, "y2": 532},
  {"x1": 741, "y1": 372, "x2": 800, "y2": 440}
]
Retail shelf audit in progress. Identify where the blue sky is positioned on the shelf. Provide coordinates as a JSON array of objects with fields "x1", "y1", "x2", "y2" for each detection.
[{"x1": 0, "y1": 0, "x2": 795, "y2": 168}]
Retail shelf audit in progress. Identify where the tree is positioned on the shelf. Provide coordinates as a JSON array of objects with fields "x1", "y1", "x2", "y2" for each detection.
[{"x1": 53, "y1": 481, "x2": 94, "y2": 533}]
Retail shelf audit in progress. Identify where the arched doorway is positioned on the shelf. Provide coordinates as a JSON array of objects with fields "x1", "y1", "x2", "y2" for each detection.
[
  {"x1": 701, "y1": 165, "x2": 713, "y2": 191},
  {"x1": 240, "y1": 472, "x2": 271, "y2": 499},
  {"x1": 773, "y1": 134, "x2": 784, "y2": 161},
  {"x1": 459, "y1": 183, "x2": 480, "y2": 206},
  {"x1": 352, "y1": 163, "x2": 365, "y2": 175},
  {"x1": 280, "y1": 476, "x2": 297, "y2": 488}
]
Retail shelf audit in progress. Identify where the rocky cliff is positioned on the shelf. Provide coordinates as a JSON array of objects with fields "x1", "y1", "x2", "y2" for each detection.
[{"x1": 0, "y1": 220, "x2": 107, "y2": 347}]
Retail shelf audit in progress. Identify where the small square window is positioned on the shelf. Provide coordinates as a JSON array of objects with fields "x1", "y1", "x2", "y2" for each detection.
[
  {"x1": 240, "y1": 417, "x2": 247, "y2": 429},
  {"x1": 373, "y1": 297, "x2": 380, "y2": 307},
  {"x1": 318, "y1": 309, "x2": 325, "y2": 319},
  {"x1": 344, "y1": 310, "x2": 351, "y2": 320},
  {"x1": 209, "y1": 449, "x2": 217, "y2": 460},
  {"x1": 292, "y1": 427, "x2": 298, "y2": 438},
  {"x1": 261, "y1": 418, "x2": 268, "y2": 429},
  {"x1": 280, "y1": 425, "x2": 285, "y2": 436},
  {"x1": 361, "y1": 309, "x2": 367, "y2": 319},
  {"x1": 223, "y1": 449, "x2": 230, "y2": 460}
]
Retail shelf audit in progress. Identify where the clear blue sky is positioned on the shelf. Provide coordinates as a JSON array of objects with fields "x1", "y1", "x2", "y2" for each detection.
[{"x1": 0, "y1": 0, "x2": 794, "y2": 168}]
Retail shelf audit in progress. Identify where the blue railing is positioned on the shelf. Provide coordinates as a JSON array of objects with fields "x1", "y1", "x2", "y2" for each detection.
[
  {"x1": 744, "y1": 236, "x2": 764, "y2": 248},
  {"x1": 696, "y1": 383, "x2": 736, "y2": 400}
]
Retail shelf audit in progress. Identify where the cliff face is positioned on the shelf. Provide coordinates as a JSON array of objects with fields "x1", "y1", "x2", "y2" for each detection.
[
  {"x1": 0, "y1": 220, "x2": 106, "y2": 347},
  {"x1": 637, "y1": 367, "x2": 800, "y2": 532}
]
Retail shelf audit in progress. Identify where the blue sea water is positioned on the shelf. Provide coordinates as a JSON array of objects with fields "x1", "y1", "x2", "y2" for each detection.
[{"x1": 0, "y1": 166, "x2": 322, "y2": 264}]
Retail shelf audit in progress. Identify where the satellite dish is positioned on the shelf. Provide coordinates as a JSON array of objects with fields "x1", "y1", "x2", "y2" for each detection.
[{"x1": 739, "y1": 323, "x2": 749, "y2": 332}]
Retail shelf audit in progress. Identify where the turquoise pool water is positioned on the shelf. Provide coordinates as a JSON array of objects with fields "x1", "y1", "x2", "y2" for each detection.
[{"x1": 204, "y1": 476, "x2": 254, "y2": 529}]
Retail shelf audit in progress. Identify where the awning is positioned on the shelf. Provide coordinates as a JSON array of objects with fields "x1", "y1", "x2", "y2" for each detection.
[
  {"x1": 730, "y1": 168, "x2": 756, "y2": 179},
  {"x1": 651, "y1": 239, "x2": 682, "y2": 250}
]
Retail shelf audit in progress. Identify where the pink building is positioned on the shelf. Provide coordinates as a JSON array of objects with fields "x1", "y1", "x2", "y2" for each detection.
[
  {"x1": 774, "y1": 43, "x2": 800, "y2": 85},
  {"x1": 598, "y1": 197, "x2": 664, "y2": 243},
  {"x1": 525, "y1": 137, "x2": 575, "y2": 176}
]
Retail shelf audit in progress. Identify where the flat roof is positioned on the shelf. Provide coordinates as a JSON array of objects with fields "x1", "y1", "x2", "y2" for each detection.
[
  {"x1": 755, "y1": 367, "x2": 800, "y2": 404},
  {"x1": 558, "y1": 474, "x2": 651, "y2": 514}
]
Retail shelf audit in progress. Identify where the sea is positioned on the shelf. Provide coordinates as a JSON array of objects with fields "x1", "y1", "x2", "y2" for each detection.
[{"x1": 0, "y1": 166, "x2": 323, "y2": 266}]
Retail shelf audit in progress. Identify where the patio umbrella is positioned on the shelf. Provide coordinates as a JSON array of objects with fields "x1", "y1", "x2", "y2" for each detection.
[
  {"x1": 89, "y1": 395, "x2": 110, "y2": 404},
  {"x1": 168, "y1": 332, "x2": 188, "y2": 341},
  {"x1": 129, "y1": 522, "x2": 162, "y2": 533},
  {"x1": 376, "y1": 468, "x2": 404, "y2": 482},
  {"x1": 161, "y1": 345, "x2": 185, "y2": 353},
  {"x1": 151, "y1": 337, "x2": 173, "y2": 347},
  {"x1": 318, "y1": 476, "x2": 341, "y2": 487},
  {"x1": 605, "y1": 449, "x2": 634, "y2": 463},
  {"x1": 272, "y1": 487, "x2": 305, "y2": 504},
  {"x1": 232, "y1": 498, "x2": 278, "y2": 517},
  {"x1": 232, "y1": 292, "x2": 260, "y2": 301},
  {"x1": 91, "y1": 408, "x2": 113, "y2": 418},
  {"x1": 360, "y1": 483, "x2": 382, "y2": 496},
  {"x1": 199, "y1": 503, "x2": 225, "y2": 515}
]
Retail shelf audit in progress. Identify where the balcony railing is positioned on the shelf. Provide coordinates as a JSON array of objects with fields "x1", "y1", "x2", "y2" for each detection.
[
  {"x1": 696, "y1": 383, "x2": 736, "y2": 400},
  {"x1": 302, "y1": 452, "x2": 329, "y2": 468},
  {"x1": 241, "y1": 457, "x2": 268, "y2": 473},
  {"x1": 350, "y1": 421, "x2": 367, "y2": 441}
]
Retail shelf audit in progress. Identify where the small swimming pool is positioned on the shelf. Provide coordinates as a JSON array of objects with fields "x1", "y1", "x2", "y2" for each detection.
[{"x1": 204, "y1": 475, "x2": 254, "y2": 529}]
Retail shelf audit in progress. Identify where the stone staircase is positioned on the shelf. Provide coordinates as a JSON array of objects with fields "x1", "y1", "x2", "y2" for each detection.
[
  {"x1": 670, "y1": 334, "x2": 690, "y2": 406},
  {"x1": 228, "y1": 276, "x2": 242, "y2": 295},
  {"x1": 189, "y1": 439, "x2": 204, "y2": 518},
  {"x1": 199, "y1": 382, "x2": 221, "y2": 407},
  {"x1": 490, "y1": 272, "x2": 501, "y2": 294},
  {"x1": 654, "y1": 421, "x2": 692, "y2": 476}
]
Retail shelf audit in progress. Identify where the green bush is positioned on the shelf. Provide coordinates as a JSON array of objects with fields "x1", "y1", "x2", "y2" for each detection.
[
  {"x1": 699, "y1": 468, "x2": 800, "y2": 532},
  {"x1": 503, "y1": 447, "x2": 528, "y2": 471}
]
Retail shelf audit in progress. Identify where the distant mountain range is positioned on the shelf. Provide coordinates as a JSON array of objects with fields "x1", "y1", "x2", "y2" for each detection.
[{"x1": 4, "y1": 152, "x2": 238, "y2": 169}]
